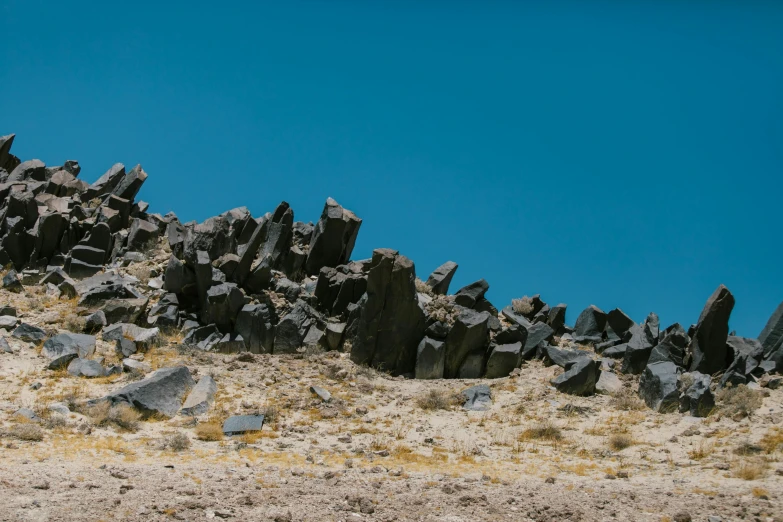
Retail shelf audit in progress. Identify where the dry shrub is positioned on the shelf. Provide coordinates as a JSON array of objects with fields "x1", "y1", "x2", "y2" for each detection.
[
  {"x1": 125, "y1": 264, "x2": 151, "y2": 285},
  {"x1": 63, "y1": 313, "x2": 86, "y2": 332},
  {"x1": 609, "y1": 390, "x2": 645, "y2": 411},
  {"x1": 511, "y1": 296, "x2": 534, "y2": 315},
  {"x1": 87, "y1": 402, "x2": 141, "y2": 432},
  {"x1": 10, "y1": 422, "x2": 44, "y2": 441},
  {"x1": 261, "y1": 404, "x2": 279, "y2": 424},
  {"x1": 759, "y1": 428, "x2": 783, "y2": 454},
  {"x1": 416, "y1": 389, "x2": 461, "y2": 411},
  {"x1": 608, "y1": 433, "x2": 634, "y2": 451},
  {"x1": 715, "y1": 384, "x2": 762, "y2": 419},
  {"x1": 195, "y1": 421, "x2": 224, "y2": 441},
  {"x1": 160, "y1": 433, "x2": 191, "y2": 452},
  {"x1": 522, "y1": 421, "x2": 563, "y2": 441},
  {"x1": 414, "y1": 278, "x2": 433, "y2": 296},
  {"x1": 688, "y1": 441, "x2": 714, "y2": 460},
  {"x1": 733, "y1": 459, "x2": 768, "y2": 480}
]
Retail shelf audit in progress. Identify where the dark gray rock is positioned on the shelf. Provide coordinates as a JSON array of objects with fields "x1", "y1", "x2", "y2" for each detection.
[
  {"x1": 274, "y1": 277, "x2": 301, "y2": 302},
  {"x1": 718, "y1": 336, "x2": 765, "y2": 388},
  {"x1": 484, "y1": 342, "x2": 522, "y2": 378},
  {"x1": 305, "y1": 198, "x2": 362, "y2": 276},
  {"x1": 102, "y1": 323, "x2": 160, "y2": 350},
  {"x1": 67, "y1": 358, "x2": 106, "y2": 378},
  {"x1": 83, "y1": 163, "x2": 125, "y2": 201},
  {"x1": 112, "y1": 164, "x2": 147, "y2": 202},
  {"x1": 204, "y1": 283, "x2": 244, "y2": 332},
  {"x1": 442, "y1": 308, "x2": 490, "y2": 379},
  {"x1": 314, "y1": 264, "x2": 368, "y2": 317},
  {"x1": 116, "y1": 338, "x2": 137, "y2": 358},
  {"x1": 689, "y1": 285, "x2": 735, "y2": 374},
  {"x1": 274, "y1": 300, "x2": 325, "y2": 354},
  {"x1": 648, "y1": 323, "x2": 689, "y2": 367},
  {"x1": 127, "y1": 218, "x2": 159, "y2": 251},
  {"x1": 621, "y1": 323, "x2": 657, "y2": 374},
  {"x1": 325, "y1": 322, "x2": 345, "y2": 350},
  {"x1": 181, "y1": 375, "x2": 217, "y2": 416},
  {"x1": 102, "y1": 298, "x2": 148, "y2": 325},
  {"x1": 602, "y1": 343, "x2": 627, "y2": 359},
  {"x1": 183, "y1": 216, "x2": 231, "y2": 264},
  {"x1": 349, "y1": 249, "x2": 425, "y2": 375},
  {"x1": 454, "y1": 279, "x2": 489, "y2": 308},
  {"x1": 759, "y1": 300, "x2": 783, "y2": 373},
  {"x1": 0, "y1": 305, "x2": 17, "y2": 317},
  {"x1": 461, "y1": 384, "x2": 491, "y2": 411},
  {"x1": 414, "y1": 337, "x2": 446, "y2": 379},
  {"x1": 551, "y1": 357, "x2": 598, "y2": 396},
  {"x1": 607, "y1": 308, "x2": 635, "y2": 339},
  {"x1": 212, "y1": 333, "x2": 246, "y2": 353},
  {"x1": 12, "y1": 323, "x2": 47, "y2": 343},
  {"x1": 573, "y1": 305, "x2": 607, "y2": 338},
  {"x1": 102, "y1": 366, "x2": 194, "y2": 417},
  {"x1": 547, "y1": 303, "x2": 567, "y2": 335},
  {"x1": 42, "y1": 333, "x2": 96, "y2": 369},
  {"x1": 523, "y1": 322, "x2": 554, "y2": 358},
  {"x1": 639, "y1": 361, "x2": 680, "y2": 412},
  {"x1": 544, "y1": 346, "x2": 590, "y2": 368},
  {"x1": 162, "y1": 255, "x2": 194, "y2": 294},
  {"x1": 679, "y1": 372, "x2": 714, "y2": 417},
  {"x1": 223, "y1": 415, "x2": 265, "y2": 435},
  {"x1": 235, "y1": 304, "x2": 276, "y2": 354},
  {"x1": 8, "y1": 159, "x2": 47, "y2": 182},
  {"x1": 0, "y1": 134, "x2": 16, "y2": 171},
  {"x1": 425, "y1": 261, "x2": 458, "y2": 295},
  {"x1": 2, "y1": 270, "x2": 23, "y2": 293}
]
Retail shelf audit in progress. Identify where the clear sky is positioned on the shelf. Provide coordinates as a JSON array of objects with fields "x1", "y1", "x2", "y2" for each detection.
[{"x1": 2, "y1": 1, "x2": 781, "y2": 337}]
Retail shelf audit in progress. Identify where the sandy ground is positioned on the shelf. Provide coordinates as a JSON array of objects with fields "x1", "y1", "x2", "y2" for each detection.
[{"x1": 1, "y1": 286, "x2": 782, "y2": 522}]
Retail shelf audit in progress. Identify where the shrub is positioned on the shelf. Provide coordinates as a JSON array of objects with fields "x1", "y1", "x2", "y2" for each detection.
[
  {"x1": 608, "y1": 433, "x2": 634, "y2": 451},
  {"x1": 609, "y1": 390, "x2": 645, "y2": 411},
  {"x1": 522, "y1": 421, "x2": 563, "y2": 441},
  {"x1": 733, "y1": 459, "x2": 767, "y2": 480},
  {"x1": 511, "y1": 296, "x2": 534, "y2": 315},
  {"x1": 10, "y1": 422, "x2": 45, "y2": 441},
  {"x1": 161, "y1": 433, "x2": 191, "y2": 452},
  {"x1": 414, "y1": 278, "x2": 433, "y2": 296},
  {"x1": 715, "y1": 384, "x2": 762, "y2": 419},
  {"x1": 87, "y1": 402, "x2": 141, "y2": 432},
  {"x1": 195, "y1": 422, "x2": 224, "y2": 441},
  {"x1": 416, "y1": 389, "x2": 461, "y2": 411}
]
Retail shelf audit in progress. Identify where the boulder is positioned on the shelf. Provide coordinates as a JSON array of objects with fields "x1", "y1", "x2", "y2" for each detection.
[
  {"x1": 719, "y1": 336, "x2": 765, "y2": 388},
  {"x1": 122, "y1": 358, "x2": 152, "y2": 373},
  {"x1": 461, "y1": 384, "x2": 491, "y2": 411},
  {"x1": 42, "y1": 333, "x2": 96, "y2": 369},
  {"x1": 0, "y1": 134, "x2": 16, "y2": 171},
  {"x1": 162, "y1": 255, "x2": 194, "y2": 294},
  {"x1": 596, "y1": 371, "x2": 623, "y2": 394},
  {"x1": 639, "y1": 361, "x2": 680, "y2": 412},
  {"x1": 349, "y1": 249, "x2": 425, "y2": 375},
  {"x1": 0, "y1": 315, "x2": 18, "y2": 330},
  {"x1": 223, "y1": 415, "x2": 265, "y2": 435},
  {"x1": 325, "y1": 322, "x2": 345, "y2": 350},
  {"x1": 442, "y1": 308, "x2": 490, "y2": 379},
  {"x1": 274, "y1": 300, "x2": 325, "y2": 354},
  {"x1": 212, "y1": 333, "x2": 246, "y2": 353},
  {"x1": 602, "y1": 344, "x2": 627, "y2": 359},
  {"x1": 689, "y1": 285, "x2": 735, "y2": 374},
  {"x1": 204, "y1": 283, "x2": 244, "y2": 332},
  {"x1": 101, "y1": 298, "x2": 148, "y2": 325},
  {"x1": 621, "y1": 323, "x2": 657, "y2": 374},
  {"x1": 544, "y1": 346, "x2": 590, "y2": 368},
  {"x1": 759, "y1": 300, "x2": 783, "y2": 373},
  {"x1": 127, "y1": 218, "x2": 159, "y2": 250},
  {"x1": 305, "y1": 198, "x2": 362, "y2": 275},
  {"x1": 607, "y1": 308, "x2": 635, "y2": 339},
  {"x1": 414, "y1": 337, "x2": 446, "y2": 379},
  {"x1": 180, "y1": 375, "x2": 217, "y2": 416},
  {"x1": 2, "y1": 270, "x2": 23, "y2": 293},
  {"x1": 112, "y1": 164, "x2": 147, "y2": 202},
  {"x1": 67, "y1": 358, "x2": 106, "y2": 378},
  {"x1": 183, "y1": 216, "x2": 231, "y2": 264},
  {"x1": 235, "y1": 304, "x2": 276, "y2": 354},
  {"x1": 12, "y1": 323, "x2": 47, "y2": 343},
  {"x1": 454, "y1": 279, "x2": 489, "y2": 308},
  {"x1": 523, "y1": 322, "x2": 554, "y2": 358},
  {"x1": 425, "y1": 261, "x2": 458, "y2": 295},
  {"x1": 573, "y1": 305, "x2": 607, "y2": 339},
  {"x1": 314, "y1": 264, "x2": 368, "y2": 316},
  {"x1": 101, "y1": 366, "x2": 194, "y2": 417},
  {"x1": 546, "y1": 304, "x2": 567, "y2": 335},
  {"x1": 8, "y1": 159, "x2": 47, "y2": 182},
  {"x1": 679, "y1": 372, "x2": 714, "y2": 417},
  {"x1": 102, "y1": 323, "x2": 160, "y2": 350},
  {"x1": 83, "y1": 163, "x2": 125, "y2": 201},
  {"x1": 551, "y1": 358, "x2": 598, "y2": 396},
  {"x1": 648, "y1": 323, "x2": 689, "y2": 367},
  {"x1": 484, "y1": 342, "x2": 522, "y2": 378}
]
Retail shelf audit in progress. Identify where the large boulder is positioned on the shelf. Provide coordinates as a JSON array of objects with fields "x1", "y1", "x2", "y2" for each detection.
[
  {"x1": 551, "y1": 358, "x2": 598, "y2": 396},
  {"x1": 203, "y1": 283, "x2": 244, "y2": 332},
  {"x1": 101, "y1": 366, "x2": 194, "y2": 417},
  {"x1": 305, "y1": 198, "x2": 362, "y2": 276},
  {"x1": 719, "y1": 336, "x2": 765, "y2": 388},
  {"x1": 679, "y1": 372, "x2": 714, "y2": 417},
  {"x1": 621, "y1": 323, "x2": 657, "y2": 374},
  {"x1": 67, "y1": 358, "x2": 107, "y2": 378},
  {"x1": 414, "y1": 337, "x2": 446, "y2": 379},
  {"x1": 648, "y1": 323, "x2": 689, "y2": 368},
  {"x1": 606, "y1": 308, "x2": 635, "y2": 339},
  {"x1": 235, "y1": 303, "x2": 276, "y2": 354},
  {"x1": 442, "y1": 307, "x2": 490, "y2": 378},
  {"x1": 689, "y1": 285, "x2": 735, "y2": 374},
  {"x1": 12, "y1": 323, "x2": 47, "y2": 343},
  {"x1": 42, "y1": 333, "x2": 96, "y2": 369},
  {"x1": 573, "y1": 305, "x2": 607, "y2": 340},
  {"x1": 180, "y1": 375, "x2": 217, "y2": 416},
  {"x1": 639, "y1": 361, "x2": 680, "y2": 412},
  {"x1": 759, "y1": 300, "x2": 783, "y2": 373},
  {"x1": 349, "y1": 249, "x2": 425, "y2": 375},
  {"x1": 274, "y1": 300, "x2": 325, "y2": 354},
  {"x1": 425, "y1": 261, "x2": 458, "y2": 295},
  {"x1": 546, "y1": 303, "x2": 567, "y2": 335},
  {"x1": 82, "y1": 163, "x2": 125, "y2": 201},
  {"x1": 484, "y1": 342, "x2": 522, "y2": 378},
  {"x1": 313, "y1": 264, "x2": 368, "y2": 316},
  {"x1": 454, "y1": 279, "x2": 489, "y2": 308}
]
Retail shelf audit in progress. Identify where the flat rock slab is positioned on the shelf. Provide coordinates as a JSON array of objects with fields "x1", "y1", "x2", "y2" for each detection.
[
  {"x1": 42, "y1": 333, "x2": 96, "y2": 370},
  {"x1": 67, "y1": 358, "x2": 106, "y2": 378},
  {"x1": 181, "y1": 375, "x2": 217, "y2": 416},
  {"x1": 462, "y1": 384, "x2": 492, "y2": 411},
  {"x1": 310, "y1": 385, "x2": 331, "y2": 402},
  {"x1": 0, "y1": 315, "x2": 19, "y2": 330},
  {"x1": 101, "y1": 366, "x2": 194, "y2": 417},
  {"x1": 223, "y1": 415, "x2": 265, "y2": 435},
  {"x1": 12, "y1": 323, "x2": 47, "y2": 343}
]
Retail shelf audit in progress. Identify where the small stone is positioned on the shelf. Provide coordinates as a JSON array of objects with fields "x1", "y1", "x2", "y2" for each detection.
[
  {"x1": 545, "y1": 477, "x2": 555, "y2": 484},
  {"x1": 309, "y1": 385, "x2": 331, "y2": 402},
  {"x1": 673, "y1": 513, "x2": 692, "y2": 522}
]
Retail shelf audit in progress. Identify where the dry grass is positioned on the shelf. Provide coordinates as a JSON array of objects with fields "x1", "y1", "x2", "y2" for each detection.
[
  {"x1": 9, "y1": 422, "x2": 45, "y2": 441},
  {"x1": 125, "y1": 263, "x2": 151, "y2": 285},
  {"x1": 715, "y1": 384, "x2": 763, "y2": 419},
  {"x1": 609, "y1": 390, "x2": 645, "y2": 411},
  {"x1": 160, "y1": 433, "x2": 191, "y2": 452},
  {"x1": 511, "y1": 296, "x2": 534, "y2": 315},
  {"x1": 687, "y1": 441, "x2": 714, "y2": 460},
  {"x1": 521, "y1": 421, "x2": 563, "y2": 442},
  {"x1": 416, "y1": 389, "x2": 461, "y2": 411},
  {"x1": 608, "y1": 433, "x2": 634, "y2": 451},
  {"x1": 759, "y1": 427, "x2": 783, "y2": 454},
  {"x1": 414, "y1": 278, "x2": 434, "y2": 296},
  {"x1": 732, "y1": 459, "x2": 768, "y2": 480},
  {"x1": 86, "y1": 402, "x2": 141, "y2": 432},
  {"x1": 195, "y1": 422, "x2": 224, "y2": 441}
]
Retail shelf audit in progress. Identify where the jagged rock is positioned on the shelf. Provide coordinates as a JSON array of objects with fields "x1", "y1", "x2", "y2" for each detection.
[
  {"x1": 484, "y1": 342, "x2": 522, "y2": 378},
  {"x1": 349, "y1": 249, "x2": 425, "y2": 375},
  {"x1": 101, "y1": 366, "x2": 194, "y2": 417},
  {"x1": 122, "y1": 358, "x2": 152, "y2": 373},
  {"x1": 147, "y1": 293, "x2": 179, "y2": 328},
  {"x1": 415, "y1": 337, "x2": 446, "y2": 379},
  {"x1": 621, "y1": 323, "x2": 657, "y2": 374},
  {"x1": 425, "y1": 261, "x2": 458, "y2": 295},
  {"x1": 648, "y1": 323, "x2": 689, "y2": 367},
  {"x1": 260, "y1": 203, "x2": 294, "y2": 270},
  {"x1": 101, "y1": 298, "x2": 148, "y2": 325},
  {"x1": 67, "y1": 358, "x2": 106, "y2": 378},
  {"x1": 0, "y1": 316, "x2": 19, "y2": 330},
  {"x1": 425, "y1": 320, "x2": 450, "y2": 340},
  {"x1": 645, "y1": 312, "x2": 660, "y2": 339},
  {"x1": 235, "y1": 304, "x2": 276, "y2": 354},
  {"x1": 607, "y1": 308, "x2": 635, "y2": 339},
  {"x1": 181, "y1": 375, "x2": 217, "y2": 416},
  {"x1": 639, "y1": 361, "x2": 680, "y2": 412},
  {"x1": 12, "y1": 323, "x2": 47, "y2": 343},
  {"x1": 759, "y1": 300, "x2": 783, "y2": 373},
  {"x1": 274, "y1": 277, "x2": 301, "y2": 302},
  {"x1": 462, "y1": 384, "x2": 491, "y2": 411},
  {"x1": 544, "y1": 346, "x2": 590, "y2": 368},
  {"x1": 305, "y1": 198, "x2": 362, "y2": 275},
  {"x1": 223, "y1": 415, "x2": 265, "y2": 435},
  {"x1": 2, "y1": 270, "x2": 23, "y2": 293},
  {"x1": 494, "y1": 324, "x2": 528, "y2": 346},
  {"x1": 442, "y1": 308, "x2": 490, "y2": 379},
  {"x1": 689, "y1": 285, "x2": 735, "y2": 374},
  {"x1": 454, "y1": 279, "x2": 489, "y2": 308},
  {"x1": 310, "y1": 385, "x2": 331, "y2": 402},
  {"x1": 719, "y1": 336, "x2": 765, "y2": 388},
  {"x1": 127, "y1": 218, "x2": 159, "y2": 250},
  {"x1": 116, "y1": 338, "x2": 137, "y2": 358},
  {"x1": 212, "y1": 333, "x2": 246, "y2": 353},
  {"x1": 325, "y1": 322, "x2": 345, "y2": 350},
  {"x1": 42, "y1": 333, "x2": 96, "y2": 369},
  {"x1": 547, "y1": 304, "x2": 567, "y2": 335},
  {"x1": 102, "y1": 323, "x2": 160, "y2": 350},
  {"x1": 204, "y1": 283, "x2": 244, "y2": 332},
  {"x1": 183, "y1": 216, "x2": 231, "y2": 264},
  {"x1": 523, "y1": 322, "x2": 554, "y2": 358},
  {"x1": 602, "y1": 344, "x2": 627, "y2": 359},
  {"x1": 0, "y1": 305, "x2": 16, "y2": 316},
  {"x1": 274, "y1": 300, "x2": 325, "y2": 354},
  {"x1": 162, "y1": 255, "x2": 194, "y2": 294},
  {"x1": 551, "y1": 358, "x2": 598, "y2": 396},
  {"x1": 314, "y1": 264, "x2": 368, "y2": 316},
  {"x1": 8, "y1": 159, "x2": 47, "y2": 182},
  {"x1": 573, "y1": 305, "x2": 607, "y2": 339},
  {"x1": 596, "y1": 371, "x2": 622, "y2": 394},
  {"x1": 0, "y1": 338, "x2": 12, "y2": 353},
  {"x1": 679, "y1": 372, "x2": 714, "y2": 417},
  {"x1": 183, "y1": 324, "x2": 220, "y2": 347},
  {"x1": 83, "y1": 163, "x2": 125, "y2": 201},
  {"x1": 0, "y1": 134, "x2": 16, "y2": 171}
]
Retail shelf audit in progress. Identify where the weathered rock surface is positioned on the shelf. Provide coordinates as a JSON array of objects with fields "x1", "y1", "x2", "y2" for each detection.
[
  {"x1": 180, "y1": 375, "x2": 217, "y2": 416},
  {"x1": 101, "y1": 366, "x2": 194, "y2": 417},
  {"x1": 639, "y1": 361, "x2": 680, "y2": 413},
  {"x1": 688, "y1": 285, "x2": 735, "y2": 374}
]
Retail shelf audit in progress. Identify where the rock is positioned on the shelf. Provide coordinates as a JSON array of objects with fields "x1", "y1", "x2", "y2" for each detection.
[
  {"x1": 12, "y1": 323, "x2": 47, "y2": 343},
  {"x1": 595, "y1": 371, "x2": 622, "y2": 394},
  {"x1": 425, "y1": 261, "x2": 458, "y2": 295},
  {"x1": 523, "y1": 322, "x2": 554, "y2": 358},
  {"x1": 602, "y1": 344, "x2": 627, "y2": 359},
  {"x1": 112, "y1": 164, "x2": 147, "y2": 201},
  {"x1": 0, "y1": 338, "x2": 12, "y2": 353},
  {"x1": 639, "y1": 361, "x2": 680, "y2": 412},
  {"x1": 274, "y1": 300, "x2": 325, "y2": 354},
  {"x1": 305, "y1": 198, "x2": 362, "y2": 275},
  {"x1": 621, "y1": 323, "x2": 657, "y2": 374},
  {"x1": 672, "y1": 513, "x2": 692, "y2": 522},
  {"x1": 67, "y1": 358, "x2": 106, "y2": 378},
  {"x1": 212, "y1": 333, "x2": 246, "y2": 353},
  {"x1": 462, "y1": 384, "x2": 491, "y2": 411},
  {"x1": 122, "y1": 358, "x2": 152, "y2": 373},
  {"x1": 146, "y1": 294, "x2": 179, "y2": 328},
  {"x1": 0, "y1": 315, "x2": 19, "y2": 330},
  {"x1": 116, "y1": 338, "x2": 137, "y2": 358},
  {"x1": 546, "y1": 303, "x2": 567, "y2": 335},
  {"x1": 127, "y1": 218, "x2": 159, "y2": 250},
  {"x1": 0, "y1": 134, "x2": 16, "y2": 171},
  {"x1": 648, "y1": 323, "x2": 688, "y2": 367},
  {"x1": 759, "y1": 300, "x2": 783, "y2": 373},
  {"x1": 222, "y1": 415, "x2": 265, "y2": 435},
  {"x1": 544, "y1": 346, "x2": 590, "y2": 368},
  {"x1": 313, "y1": 263, "x2": 368, "y2": 316},
  {"x1": 573, "y1": 305, "x2": 607, "y2": 339},
  {"x1": 606, "y1": 308, "x2": 635, "y2": 339},
  {"x1": 234, "y1": 304, "x2": 276, "y2": 354},
  {"x1": 0, "y1": 305, "x2": 17, "y2": 317},
  {"x1": 102, "y1": 323, "x2": 160, "y2": 350},
  {"x1": 719, "y1": 336, "x2": 765, "y2": 388},
  {"x1": 204, "y1": 283, "x2": 244, "y2": 332},
  {"x1": 442, "y1": 308, "x2": 490, "y2": 379},
  {"x1": 101, "y1": 366, "x2": 194, "y2": 417},
  {"x1": 83, "y1": 163, "x2": 125, "y2": 201},
  {"x1": 454, "y1": 279, "x2": 489, "y2": 308},
  {"x1": 325, "y1": 322, "x2": 345, "y2": 350},
  {"x1": 310, "y1": 385, "x2": 332, "y2": 402},
  {"x1": 415, "y1": 337, "x2": 446, "y2": 379},
  {"x1": 484, "y1": 342, "x2": 522, "y2": 378},
  {"x1": 162, "y1": 255, "x2": 194, "y2": 294},
  {"x1": 679, "y1": 372, "x2": 714, "y2": 417},
  {"x1": 349, "y1": 249, "x2": 425, "y2": 375},
  {"x1": 2, "y1": 269, "x2": 23, "y2": 292},
  {"x1": 180, "y1": 376, "x2": 217, "y2": 416},
  {"x1": 48, "y1": 402, "x2": 71, "y2": 416},
  {"x1": 14, "y1": 407, "x2": 38, "y2": 421},
  {"x1": 551, "y1": 358, "x2": 598, "y2": 396},
  {"x1": 102, "y1": 298, "x2": 148, "y2": 325},
  {"x1": 689, "y1": 285, "x2": 735, "y2": 374},
  {"x1": 9, "y1": 159, "x2": 47, "y2": 182},
  {"x1": 41, "y1": 333, "x2": 96, "y2": 369}
]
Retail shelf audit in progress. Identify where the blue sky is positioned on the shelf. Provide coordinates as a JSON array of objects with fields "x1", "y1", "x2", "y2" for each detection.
[{"x1": 2, "y1": 1, "x2": 781, "y2": 336}]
